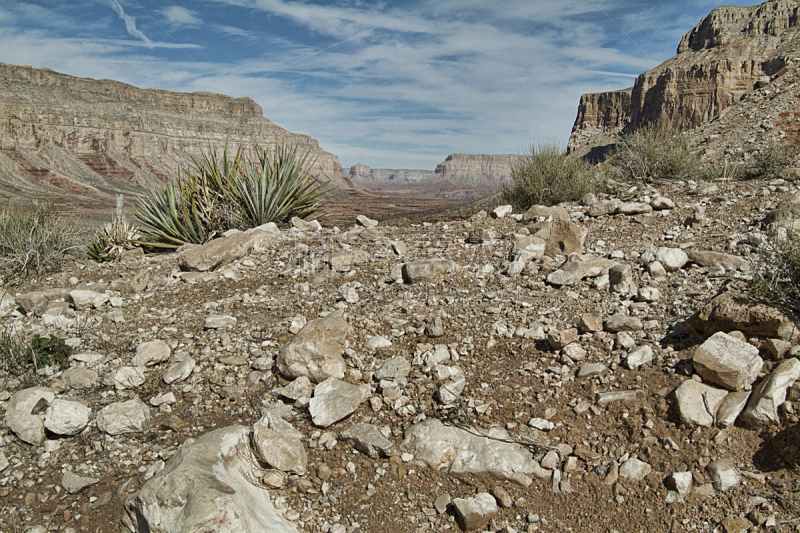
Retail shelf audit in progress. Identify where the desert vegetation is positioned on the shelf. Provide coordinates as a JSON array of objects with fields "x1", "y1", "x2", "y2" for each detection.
[
  {"x1": 133, "y1": 144, "x2": 330, "y2": 251},
  {"x1": 501, "y1": 141, "x2": 597, "y2": 210}
]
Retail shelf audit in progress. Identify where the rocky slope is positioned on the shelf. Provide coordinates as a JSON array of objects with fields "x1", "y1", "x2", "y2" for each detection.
[
  {"x1": 1, "y1": 175, "x2": 799, "y2": 532},
  {"x1": 569, "y1": 0, "x2": 800, "y2": 156},
  {"x1": 0, "y1": 62, "x2": 345, "y2": 214}
]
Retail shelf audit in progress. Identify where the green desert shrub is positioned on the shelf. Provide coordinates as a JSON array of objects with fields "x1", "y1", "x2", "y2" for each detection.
[
  {"x1": 744, "y1": 143, "x2": 797, "y2": 180},
  {"x1": 0, "y1": 201, "x2": 85, "y2": 284},
  {"x1": 701, "y1": 159, "x2": 741, "y2": 181},
  {"x1": 134, "y1": 143, "x2": 331, "y2": 250},
  {"x1": 87, "y1": 195, "x2": 140, "y2": 262},
  {"x1": 502, "y1": 142, "x2": 596, "y2": 210},
  {"x1": 604, "y1": 125, "x2": 702, "y2": 184},
  {"x1": 750, "y1": 227, "x2": 800, "y2": 322},
  {"x1": 0, "y1": 330, "x2": 72, "y2": 376}
]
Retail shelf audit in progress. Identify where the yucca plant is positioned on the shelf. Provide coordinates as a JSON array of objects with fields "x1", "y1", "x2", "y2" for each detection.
[
  {"x1": 133, "y1": 143, "x2": 331, "y2": 251},
  {"x1": 87, "y1": 195, "x2": 140, "y2": 262}
]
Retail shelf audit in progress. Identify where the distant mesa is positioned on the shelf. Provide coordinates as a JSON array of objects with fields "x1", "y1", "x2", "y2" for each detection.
[
  {"x1": 568, "y1": 0, "x2": 800, "y2": 157},
  {"x1": 0, "y1": 61, "x2": 348, "y2": 214},
  {"x1": 349, "y1": 153, "x2": 522, "y2": 189}
]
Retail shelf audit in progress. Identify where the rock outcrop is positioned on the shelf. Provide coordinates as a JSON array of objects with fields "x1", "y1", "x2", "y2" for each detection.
[
  {"x1": 424, "y1": 154, "x2": 523, "y2": 187},
  {"x1": 569, "y1": 0, "x2": 800, "y2": 156},
  {"x1": 0, "y1": 62, "x2": 344, "y2": 212},
  {"x1": 371, "y1": 168, "x2": 433, "y2": 184}
]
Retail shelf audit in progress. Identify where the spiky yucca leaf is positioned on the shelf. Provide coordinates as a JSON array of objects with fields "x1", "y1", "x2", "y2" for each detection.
[{"x1": 133, "y1": 142, "x2": 332, "y2": 251}]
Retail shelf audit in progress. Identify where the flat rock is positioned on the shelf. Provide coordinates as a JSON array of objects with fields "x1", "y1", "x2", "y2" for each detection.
[
  {"x1": 686, "y1": 250, "x2": 747, "y2": 271},
  {"x1": 163, "y1": 357, "x2": 196, "y2": 384},
  {"x1": 69, "y1": 290, "x2": 101, "y2": 310},
  {"x1": 546, "y1": 254, "x2": 616, "y2": 287},
  {"x1": 44, "y1": 399, "x2": 91, "y2": 436},
  {"x1": 402, "y1": 258, "x2": 459, "y2": 283},
  {"x1": 356, "y1": 214, "x2": 378, "y2": 228},
  {"x1": 96, "y1": 396, "x2": 151, "y2": 435},
  {"x1": 693, "y1": 332, "x2": 763, "y2": 391},
  {"x1": 684, "y1": 290, "x2": 797, "y2": 342},
  {"x1": 716, "y1": 391, "x2": 751, "y2": 428},
  {"x1": 740, "y1": 358, "x2": 800, "y2": 427},
  {"x1": 280, "y1": 376, "x2": 314, "y2": 401},
  {"x1": 340, "y1": 422, "x2": 396, "y2": 458},
  {"x1": 4, "y1": 387, "x2": 55, "y2": 445},
  {"x1": 577, "y1": 363, "x2": 609, "y2": 378},
  {"x1": 132, "y1": 339, "x2": 171, "y2": 367},
  {"x1": 178, "y1": 232, "x2": 255, "y2": 272},
  {"x1": 308, "y1": 377, "x2": 369, "y2": 427},
  {"x1": 374, "y1": 356, "x2": 411, "y2": 380},
  {"x1": 121, "y1": 426, "x2": 297, "y2": 533},
  {"x1": 114, "y1": 366, "x2": 147, "y2": 390},
  {"x1": 674, "y1": 379, "x2": 728, "y2": 427},
  {"x1": 491, "y1": 205, "x2": 513, "y2": 219},
  {"x1": 596, "y1": 390, "x2": 641, "y2": 406},
  {"x1": 604, "y1": 315, "x2": 643, "y2": 332},
  {"x1": 62, "y1": 368, "x2": 99, "y2": 390},
  {"x1": 523, "y1": 205, "x2": 570, "y2": 222},
  {"x1": 402, "y1": 418, "x2": 549, "y2": 486},
  {"x1": 528, "y1": 219, "x2": 587, "y2": 257},
  {"x1": 586, "y1": 199, "x2": 622, "y2": 217},
  {"x1": 62, "y1": 471, "x2": 99, "y2": 494},
  {"x1": 616, "y1": 202, "x2": 653, "y2": 215},
  {"x1": 204, "y1": 314, "x2": 237, "y2": 329},
  {"x1": 276, "y1": 310, "x2": 348, "y2": 383},
  {"x1": 452, "y1": 492, "x2": 498, "y2": 531}
]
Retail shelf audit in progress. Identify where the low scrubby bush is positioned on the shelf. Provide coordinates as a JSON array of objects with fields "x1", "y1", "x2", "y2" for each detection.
[
  {"x1": 502, "y1": 142, "x2": 596, "y2": 210},
  {"x1": 134, "y1": 143, "x2": 331, "y2": 251},
  {"x1": 744, "y1": 143, "x2": 797, "y2": 180},
  {"x1": 750, "y1": 227, "x2": 800, "y2": 322},
  {"x1": 604, "y1": 125, "x2": 702, "y2": 184},
  {"x1": 0, "y1": 201, "x2": 85, "y2": 284}
]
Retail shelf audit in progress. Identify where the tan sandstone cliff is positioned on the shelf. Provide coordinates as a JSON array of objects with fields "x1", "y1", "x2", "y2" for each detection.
[
  {"x1": 423, "y1": 153, "x2": 524, "y2": 188},
  {"x1": 569, "y1": 0, "x2": 800, "y2": 156},
  {"x1": 0, "y1": 62, "x2": 345, "y2": 213}
]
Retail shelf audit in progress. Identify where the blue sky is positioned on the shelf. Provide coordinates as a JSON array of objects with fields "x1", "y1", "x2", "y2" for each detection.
[{"x1": 0, "y1": 0, "x2": 760, "y2": 170}]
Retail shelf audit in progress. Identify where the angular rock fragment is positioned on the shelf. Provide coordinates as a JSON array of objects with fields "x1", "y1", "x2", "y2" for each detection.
[
  {"x1": 62, "y1": 471, "x2": 99, "y2": 494},
  {"x1": 178, "y1": 232, "x2": 255, "y2": 272},
  {"x1": 674, "y1": 379, "x2": 727, "y2": 427},
  {"x1": 308, "y1": 378, "x2": 369, "y2": 427},
  {"x1": 96, "y1": 396, "x2": 151, "y2": 435},
  {"x1": 684, "y1": 290, "x2": 796, "y2": 342},
  {"x1": 340, "y1": 423, "x2": 396, "y2": 458},
  {"x1": 276, "y1": 310, "x2": 348, "y2": 383},
  {"x1": 546, "y1": 254, "x2": 616, "y2": 287},
  {"x1": 452, "y1": 493, "x2": 498, "y2": 531},
  {"x1": 619, "y1": 458, "x2": 651, "y2": 481},
  {"x1": 402, "y1": 418, "x2": 549, "y2": 486},
  {"x1": 624, "y1": 345, "x2": 653, "y2": 370},
  {"x1": 740, "y1": 358, "x2": 800, "y2": 427},
  {"x1": 693, "y1": 332, "x2": 763, "y2": 391},
  {"x1": 654, "y1": 247, "x2": 688, "y2": 272},
  {"x1": 132, "y1": 339, "x2": 171, "y2": 367},
  {"x1": 707, "y1": 458, "x2": 741, "y2": 492},
  {"x1": 374, "y1": 356, "x2": 411, "y2": 380},
  {"x1": 121, "y1": 426, "x2": 297, "y2": 533},
  {"x1": 253, "y1": 417, "x2": 307, "y2": 475},
  {"x1": 163, "y1": 357, "x2": 196, "y2": 384},
  {"x1": 61, "y1": 368, "x2": 99, "y2": 390}
]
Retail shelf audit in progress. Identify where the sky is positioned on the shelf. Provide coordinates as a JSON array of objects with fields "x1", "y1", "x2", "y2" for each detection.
[{"x1": 0, "y1": 0, "x2": 761, "y2": 170}]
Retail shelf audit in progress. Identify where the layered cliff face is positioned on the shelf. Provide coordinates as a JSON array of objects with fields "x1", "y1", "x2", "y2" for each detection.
[
  {"x1": 370, "y1": 168, "x2": 433, "y2": 185},
  {"x1": 423, "y1": 154, "x2": 523, "y2": 187},
  {"x1": 568, "y1": 0, "x2": 800, "y2": 156},
  {"x1": 0, "y1": 62, "x2": 344, "y2": 213}
]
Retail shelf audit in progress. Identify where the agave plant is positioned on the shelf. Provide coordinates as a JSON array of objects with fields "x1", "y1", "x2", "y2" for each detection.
[{"x1": 133, "y1": 142, "x2": 332, "y2": 251}]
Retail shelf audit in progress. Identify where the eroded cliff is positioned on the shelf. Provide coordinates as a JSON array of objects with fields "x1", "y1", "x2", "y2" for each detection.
[
  {"x1": 568, "y1": 0, "x2": 800, "y2": 156},
  {"x1": 0, "y1": 62, "x2": 344, "y2": 214},
  {"x1": 423, "y1": 153, "x2": 523, "y2": 188}
]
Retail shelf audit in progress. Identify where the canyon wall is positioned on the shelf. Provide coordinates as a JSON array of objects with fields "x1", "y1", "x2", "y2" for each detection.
[
  {"x1": 423, "y1": 153, "x2": 523, "y2": 188},
  {"x1": 568, "y1": 0, "x2": 800, "y2": 156},
  {"x1": 0, "y1": 62, "x2": 344, "y2": 213}
]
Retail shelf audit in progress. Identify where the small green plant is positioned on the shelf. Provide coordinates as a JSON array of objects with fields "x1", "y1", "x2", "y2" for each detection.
[
  {"x1": 702, "y1": 160, "x2": 741, "y2": 181},
  {"x1": 604, "y1": 125, "x2": 702, "y2": 184},
  {"x1": 87, "y1": 195, "x2": 140, "y2": 262},
  {"x1": 502, "y1": 142, "x2": 597, "y2": 210},
  {"x1": 133, "y1": 143, "x2": 331, "y2": 251},
  {"x1": 0, "y1": 330, "x2": 72, "y2": 376},
  {"x1": 744, "y1": 143, "x2": 797, "y2": 180},
  {"x1": 0, "y1": 201, "x2": 85, "y2": 284},
  {"x1": 750, "y1": 227, "x2": 800, "y2": 322}
]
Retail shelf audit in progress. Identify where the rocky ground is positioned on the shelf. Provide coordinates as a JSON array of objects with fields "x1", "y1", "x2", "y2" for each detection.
[{"x1": 1, "y1": 176, "x2": 800, "y2": 533}]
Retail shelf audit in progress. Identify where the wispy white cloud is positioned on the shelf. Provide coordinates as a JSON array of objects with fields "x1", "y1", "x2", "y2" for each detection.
[
  {"x1": 161, "y1": 6, "x2": 203, "y2": 28},
  {"x1": 106, "y1": 0, "x2": 153, "y2": 47}
]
